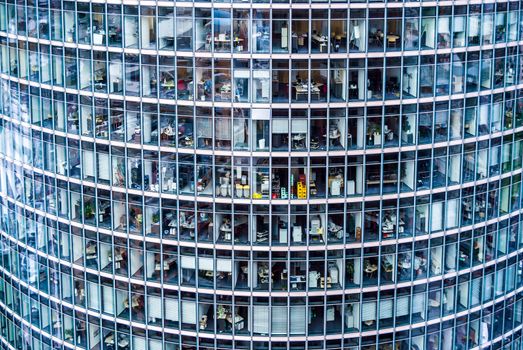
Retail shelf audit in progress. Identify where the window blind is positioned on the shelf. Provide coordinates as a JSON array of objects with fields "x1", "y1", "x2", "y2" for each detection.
[
  {"x1": 235, "y1": 70, "x2": 250, "y2": 79},
  {"x1": 182, "y1": 300, "x2": 197, "y2": 324},
  {"x1": 453, "y1": 16, "x2": 465, "y2": 32},
  {"x1": 291, "y1": 120, "x2": 307, "y2": 133},
  {"x1": 379, "y1": 299, "x2": 393, "y2": 319},
  {"x1": 181, "y1": 255, "x2": 196, "y2": 269},
  {"x1": 412, "y1": 293, "x2": 425, "y2": 313},
  {"x1": 361, "y1": 302, "x2": 376, "y2": 322},
  {"x1": 164, "y1": 298, "x2": 179, "y2": 322},
  {"x1": 253, "y1": 70, "x2": 270, "y2": 78},
  {"x1": 133, "y1": 337, "x2": 146, "y2": 350},
  {"x1": 471, "y1": 278, "x2": 481, "y2": 306},
  {"x1": 484, "y1": 273, "x2": 493, "y2": 302},
  {"x1": 396, "y1": 296, "x2": 409, "y2": 316},
  {"x1": 196, "y1": 118, "x2": 212, "y2": 138},
  {"x1": 290, "y1": 306, "x2": 306, "y2": 335},
  {"x1": 272, "y1": 119, "x2": 289, "y2": 133},
  {"x1": 198, "y1": 257, "x2": 214, "y2": 271},
  {"x1": 215, "y1": 119, "x2": 231, "y2": 140},
  {"x1": 253, "y1": 306, "x2": 269, "y2": 334},
  {"x1": 149, "y1": 340, "x2": 163, "y2": 350},
  {"x1": 251, "y1": 109, "x2": 270, "y2": 120},
  {"x1": 216, "y1": 258, "x2": 232, "y2": 273},
  {"x1": 147, "y1": 296, "x2": 162, "y2": 319},
  {"x1": 271, "y1": 306, "x2": 288, "y2": 335}
]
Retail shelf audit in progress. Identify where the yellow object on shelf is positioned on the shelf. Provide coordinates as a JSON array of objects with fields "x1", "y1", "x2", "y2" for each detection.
[{"x1": 297, "y1": 181, "x2": 307, "y2": 199}]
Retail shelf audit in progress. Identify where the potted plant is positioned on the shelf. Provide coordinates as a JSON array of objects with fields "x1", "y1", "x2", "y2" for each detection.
[
  {"x1": 64, "y1": 329, "x2": 74, "y2": 341},
  {"x1": 83, "y1": 202, "x2": 94, "y2": 220},
  {"x1": 152, "y1": 212, "x2": 160, "y2": 224}
]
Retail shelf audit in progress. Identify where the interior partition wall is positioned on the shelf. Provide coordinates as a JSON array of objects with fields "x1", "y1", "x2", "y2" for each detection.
[{"x1": 1, "y1": 0, "x2": 523, "y2": 349}]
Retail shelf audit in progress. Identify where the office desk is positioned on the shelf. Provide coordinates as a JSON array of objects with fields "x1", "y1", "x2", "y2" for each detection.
[
  {"x1": 289, "y1": 275, "x2": 306, "y2": 289},
  {"x1": 213, "y1": 36, "x2": 231, "y2": 50},
  {"x1": 226, "y1": 314, "x2": 244, "y2": 330},
  {"x1": 233, "y1": 37, "x2": 244, "y2": 51},
  {"x1": 161, "y1": 80, "x2": 175, "y2": 90},
  {"x1": 294, "y1": 83, "x2": 321, "y2": 100},
  {"x1": 386, "y1": 34, "x2": 400, "y2": 47},
  {"x1": 162, "y1": 36, "x2": 175, "y2": 48},
  {"x1": 312, "y1": 34, "x2": 328, "y2": 52}
]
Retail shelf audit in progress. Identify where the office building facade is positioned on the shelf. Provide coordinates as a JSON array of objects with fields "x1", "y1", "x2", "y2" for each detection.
[{"x1": 1, "y1": 0, "x2": 523, "y2": 349}]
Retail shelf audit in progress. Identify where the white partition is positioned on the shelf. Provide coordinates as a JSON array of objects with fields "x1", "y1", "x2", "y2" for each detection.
[
  {"x1": 89, "y1": 325, "x2": 100, "y2": 349},
  {"x1": 82, "y1": 150, "x2": 95, "y2": 178},
  {"x1": 479, "y1": 104, "x2": 489, "y2": 129},
  {"x1": 115, "y1": 290, "x2": 127, "y2": 316},
  {"x1": 353, "y1": 258, "x2": 361, "y2": 285},
  {"x1": 130, "y1": 250, "x2": 143, "y2": 276},
  {"x1": 41, "y1": 306, "x2": 49, "y2": 330},
  {"x1": 401, "y1": 160, "x2": 415, "y2": 190},
  {"x1": 60, "y1": 230, "x2": 70, "y2": 258},
  {"x1": 449, "y1": 154, "x2": 461, "y2": 183},
  {"x1": 88, "y1": 281, "x2": 100, "y2": 311},
  {"x1": 146, "y1": 253, "x2": 156, "y2": 278},
  {"x1": 458, "y1": 282, "x2": 469, "y2": 309},
  {"x1": 158, "y1": 17, "x2": 174, "y2": 48},
  {"x1": 440, "y1": 328, "x2": 452, "y2": 350},
  {"x1": 112, "y1": 202, "x2": 125, "y2": 230},
  {"x1": 124, "y1": 17, "x2": 138, "y2": 47},
  {"x1": 72, "y1": 235, "x2": 83, "y2": 262},
  {"x1": 97, "y1": 153, "x2": 110, "y2": 181},
  {"x1": 430, "y1": 246, "x2": 442, "y2": 275},
  {"x1": 79, "y1": 60, "x2": 91, "y2": 89},
  {"x1": 445, "y1": 243, "x2": 456, "y2": 271},
  {"x1": 421, "y1": 19, "x2": 435, "y2": 48},
  {"x1": 444, "y1": 286, "x2": 454, "y2": 313},
  {"x1": 431, "y1": 201, "x2": 443, "y2": 232},
  {"x1": 102, "y1": 285, "x2": 114, "y2": 315}
]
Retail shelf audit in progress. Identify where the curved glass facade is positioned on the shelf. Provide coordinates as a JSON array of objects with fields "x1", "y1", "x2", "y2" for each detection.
[{"x1": 1, "y1": 0, "x2": 523, "y2": 349}]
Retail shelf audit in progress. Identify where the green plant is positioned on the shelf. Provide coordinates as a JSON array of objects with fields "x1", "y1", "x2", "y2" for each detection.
[
  {"x1": 64, "y1": 329, "x2": 74, "y2": 341},
  {"x1": 83, "y1": 202, "x2": 94, "y2": 219},
  {"x1": 152, "y1": 212, "x2": 160, "y2": 224},
  {"x1": 369, "y1": 124, "x2": 380, "y2": 135}
]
